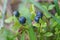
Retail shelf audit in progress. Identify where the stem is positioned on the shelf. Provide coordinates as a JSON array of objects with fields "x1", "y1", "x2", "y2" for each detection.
[
  {"x1": 17, "y1": 34, "x2": 21, "y2": 40},
  {"x1": 39, "y1": 22, "x2": 44, "y2": 40},
  {"x1": 46, "y1": 19, "x2": 50, "y2": 32},
  {"x1": 46, "y1": 18, "x2": 55, "y2": 40},
  {"x1": 2, "y1": 0, "x2": 8, "y2": 27},
  {"x1": 38, "y1": 23, "x2": 41, "y2": 40}
]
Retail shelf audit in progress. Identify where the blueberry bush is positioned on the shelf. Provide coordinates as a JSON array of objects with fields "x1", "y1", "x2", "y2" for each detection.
[{"x1": 0, "y1": 0, "x2": 60, "y2": 40}]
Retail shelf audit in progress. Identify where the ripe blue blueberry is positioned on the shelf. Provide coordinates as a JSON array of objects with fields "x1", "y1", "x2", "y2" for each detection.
[
  {"x1": 35, "y1": 16, "x2": 39, "y2": 23},
  {"x1": 36, "y1": 11, "x2": 43, "y2": 18},
  {"x1": 13, "y1": 10, "x2": 19, "y2": 17},
  {"x1": 19, "y1": 17, "x2": 26, "y2": 24}
]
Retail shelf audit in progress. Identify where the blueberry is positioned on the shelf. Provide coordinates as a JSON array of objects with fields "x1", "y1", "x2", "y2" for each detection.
[
  {"x1": 36, "y1": 15, "x2": 41, "y2": 18},
  {"x1": 35, "y1": 16, "x2": 39, "y2": 23},
  {"x1": 36, "y1": 11, "x2": 43, "y2": 18},
  {"x1": 13, "y1": 10, "x2": 19, "y2": 17},
  {"x1": 19, "y1": 17, "x2": 26, "y2": 24}
]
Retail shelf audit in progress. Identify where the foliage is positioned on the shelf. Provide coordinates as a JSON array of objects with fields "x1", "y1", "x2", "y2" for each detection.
[{"x1": 0, "y1": 0, "x2": 60, "y2": 40}]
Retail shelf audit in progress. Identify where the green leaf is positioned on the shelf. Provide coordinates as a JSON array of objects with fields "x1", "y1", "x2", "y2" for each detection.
[
  {"x1": 48, "y1": 4, "x2": 55, "y2": 10},
  {"x1": 12, "y1": 16, "x2": 20, "y2": 31},
  {"x1": 44, "y1": 32, "x2": 53, "y2": 37},
  {"x1": 42, "y1": 5, "x2": 47, "y2": 10},
  {"x1": 55, "y1": 28, "x2": 59, "y2": 34},
  {"x1": 20, "y1": 32, "x2": 25, "y2": 40},
  {"x1": 5, "y1": 16, "x2": 13, "y2": 23},
  {"x1": 54, "y1": 0, "x2": 60, "y2": 15},
  {"x1": 30, "y1": 4, "x2": 35, "y2": 14},
  {"x1": 28, "y1": 27, "x2": 37, "y2": 40},
  {"x1": 33, "y1": 23, "x2": 40, "y2": 27},
  {"x1": 30, "y1": 4, "x2": 36, "y2": 20},
  {"x1": 52, "y1": 16, "x2": 60, "y2": 24},
  {"x1": 31, "y1": 13, "x2": 35, "y2": 20},
  {"x1": 18, "y1": 3, "x2": 31, "y2": 18},
  {"x1": 39, "y1": 19, "x2": 47, "y2": 27}
]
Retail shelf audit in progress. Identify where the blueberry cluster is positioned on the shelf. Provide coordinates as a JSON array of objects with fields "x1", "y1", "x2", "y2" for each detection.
[
  {"x1": 35, "y1": 11, "x2": 43, "y2": 23},
  {"x1": 13, "y1": 10, "x2": 43, "y2": 24},
  {"x1": 13, "y1": 10, "x2": 26, "y2": 24}
]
